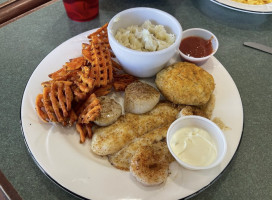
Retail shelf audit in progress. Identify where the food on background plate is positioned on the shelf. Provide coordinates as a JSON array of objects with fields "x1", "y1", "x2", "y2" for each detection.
[
  {"x1": 90, "y1": 102, "x2": 180, "y2": 156},
  {"x1": 35, "y1": 23, "x2": 138, "y2": 143},
  {"x1": 179, "y1": 36, "x2": 213, "y2": 58},
  {"x1": 108, "y1": 125, "x2": 173, "y2": 171},
  {"x1": 94, "y1": 96, "x2": 122, "y2": 126},
  {"x1": 231, "y1": 0, "x2": 272, "y2": 5},
  {"x1": 115, "y1": 20, "x2": 175, "y2": 52},
  {"x1": 155, "y1": 62, "x2": 215, "y2": 105},
  {"x1": 124, "y1": 81, "x2": 160, "y2": 114},
  {"x1": 130, "y1": 142, "x2": 173, "y2": 186}
]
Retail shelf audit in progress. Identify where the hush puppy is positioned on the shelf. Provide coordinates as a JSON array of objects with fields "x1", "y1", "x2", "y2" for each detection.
[{"x1": 155, "y1": 62, "x2": 215, "y2": 105}]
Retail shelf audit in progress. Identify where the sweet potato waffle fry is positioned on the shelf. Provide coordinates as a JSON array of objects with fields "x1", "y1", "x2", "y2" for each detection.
[
  {"x1": 77, "y1": 94, "x2": 101, "y2": 124},
  {"x1": 87, "y1": 23, "x2": 110, "y2": 49},
  {"x1": 76, "y1": 123, "x2": 93, "y2": 143},
  {"x1": 73, "y1": 66, "x2": 95, "y2": 101},
  {"x1": 82, "y1": 39, "x2": 113, "y2": 87},
  {"x1": 35, "y1": 23, "x2": 138, "y2": 143},
  {"x1": 113, "y1": 73, "x2": 138, "y2": 91},
  {"x1": 63, "y1": 56, "x2": 87, "y2": 71},
  {"x1": 36, "y1": 81, "x2": 77, "y2": 126},
  {"x1": 94, "y1": 84, "x2": 112, "y2": 97}
]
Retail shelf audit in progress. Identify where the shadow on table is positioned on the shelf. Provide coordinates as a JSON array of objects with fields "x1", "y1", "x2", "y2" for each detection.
[{"x1": 192, "y1": 0, "x2": 272, "y2": 31}]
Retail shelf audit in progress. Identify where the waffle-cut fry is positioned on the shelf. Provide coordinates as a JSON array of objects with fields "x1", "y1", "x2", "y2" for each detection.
[
  {"x1": 63, "y1": 56, "x2": 87, "y2": 71},
  {"x1": 93, "y1": 37, "x2": 113, "y2": 86},
  {"x1": 35, "y1": 94, "x2": 49, "y2": 123},
  {"x1": 113, "y1": 74, "x2": 138, "y2": 91},
  {"x1": 71, "y1": 66, "x2": 95, "y2": 102},
  {"x1": 74, "y1": 67, "x2": 95, "y2": 93},
  {"x1": 41, "y1": 81, "x2": 52, "y2": 88},
  {"x1": 36, "y1": 81, "x2": 77, "y2": 126},
  {"x1": 82, "y1": 43, "x2": 92, "y2": 63},
  {"x1": 88, "y1": 23, "x2": 110, "y2": 49},
  {"x1": 48, "y1": 68, "x2": 80, "y2": 81},
  {"x1": 74, "y1": 92, "x2": 96, "y2": 115},
  {"x1": 68, "y1": 109, "x2": 78, "y2": 126},
  {"x1": 78, "y1": 93, "x2": 101, "y2": 124},
  {"x1": 76, "y1": 123, "x2": 93, "y2": 143},
  {"x1": 35, "y1": 23, "x2": 119, "y2": 143},
  {"x1": 94, "y1": 84, "x2": 112, "y2": 97},
  {"x1": 49, "y1": 68, "x2": 68, "y2": 80},
  {"x1": 72, "y1": 86, "x2": 88, "y2": 102},
  {"x1": 50, "y1": 81, "x2": 73, "y2": 124},
  {"x1": 82, "y1": 39, "x2": 113, "y2": 87},
  {"x1": 43, "y1": 86, "x2": 57, "y2": 123}
]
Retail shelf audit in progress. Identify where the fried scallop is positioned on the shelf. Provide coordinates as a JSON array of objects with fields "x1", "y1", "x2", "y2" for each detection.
[
  {"x1": 155, "y1": 62, "x2": 215, "y2": 106},
  {"x1": 130, "y1": 142, "x2": 172, "y2": 186},
  {"x1": 124, "y1": 81, "x2": 160, "y2": 114},
  {"x1": 94, "y1": 96, "x2": 122, "y2": 126}
]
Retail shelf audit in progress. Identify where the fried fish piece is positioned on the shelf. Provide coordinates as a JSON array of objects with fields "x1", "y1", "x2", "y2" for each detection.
[
  {"x1": 90, "y1": 102, "x2": 180, "y2": 156},
  {"x1": 108, "y1": 125, "x2": 174, "y2": 171},
  {"x1": 155, "y1": 62, "x2": 215, "y2": 106}
]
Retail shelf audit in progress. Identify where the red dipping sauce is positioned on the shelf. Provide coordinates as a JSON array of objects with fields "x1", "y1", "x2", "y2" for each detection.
[{"x1": 179, "y1": 36, "x2": 213, "y2": 58}]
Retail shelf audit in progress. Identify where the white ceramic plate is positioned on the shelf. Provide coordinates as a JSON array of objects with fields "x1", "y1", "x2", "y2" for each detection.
[
  {"x1": 21, "y1": 29, "x2": 244, "y2": 200},
  {"x1": 211, "y1": 0, "x2": 272, "y2": 14}
]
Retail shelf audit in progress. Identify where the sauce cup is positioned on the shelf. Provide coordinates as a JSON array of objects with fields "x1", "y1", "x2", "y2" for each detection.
[
  {"x1": 167, "y1": 116, "x2": 227, "y2": 170},
  {"x1": 179, "y1": 28, "x2": 219, "y2": 65}
]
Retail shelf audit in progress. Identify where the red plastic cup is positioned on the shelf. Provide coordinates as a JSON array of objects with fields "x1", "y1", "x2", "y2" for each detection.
[{"x1": 63, "y1": 0, "x2": 99, "y2": 22}]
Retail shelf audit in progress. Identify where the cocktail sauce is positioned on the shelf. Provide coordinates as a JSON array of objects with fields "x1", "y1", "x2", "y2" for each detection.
[{"x1": 179, "y1": 36, "x2": 213, "y2": 58}]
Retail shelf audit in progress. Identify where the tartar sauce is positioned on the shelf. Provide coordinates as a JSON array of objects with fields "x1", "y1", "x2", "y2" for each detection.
[{"x1": 170, "y1": 127, "x2": 217, "y2": 166}]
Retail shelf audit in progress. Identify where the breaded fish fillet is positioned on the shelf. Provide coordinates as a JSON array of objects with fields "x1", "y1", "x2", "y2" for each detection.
[
  {"x1": 91, "y1": 102, "x2": 179, "y2": 156},
  {"x1": 108, "y1": 125, "x2": 174, "y2": 171},
  {"x1": 155, "y1": 62, "x2": 215, "y2": 106}
]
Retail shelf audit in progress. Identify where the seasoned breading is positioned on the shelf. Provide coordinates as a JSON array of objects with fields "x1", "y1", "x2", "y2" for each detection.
[
  {"x1": 90, "y1": 102, "x2": 180, "y2": 156},
  {"x1": 108, "y1": 125, "x2": 174, "y2": 171},
  {"x1": 155, "y1": 62, "x2": 215, "y2": 105},
  {"x1": 124, "y1": 81, "x2": 160, "y2": 114},
  {"x1": 130, "y1": 142, "x2": 172, "y2": 186},
  {"x1": 94, "y1": 96, "x2": 122, "y2": 126}
]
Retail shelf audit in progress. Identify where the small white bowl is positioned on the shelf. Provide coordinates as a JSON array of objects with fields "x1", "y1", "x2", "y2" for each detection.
[
  {"x1": 179, "y1": 28, "x2": 219, "y2": 65},
  {"x1": 108, "y1": 7, "x2": 182, "y2": 77},
  {"x1": 167, "y1": 116, "x2": 227, "y2": 170}
]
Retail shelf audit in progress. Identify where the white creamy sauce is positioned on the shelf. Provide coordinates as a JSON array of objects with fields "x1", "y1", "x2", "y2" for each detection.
[{"x1": 170, "y1": 127, "x2": 217, "y2": 166}]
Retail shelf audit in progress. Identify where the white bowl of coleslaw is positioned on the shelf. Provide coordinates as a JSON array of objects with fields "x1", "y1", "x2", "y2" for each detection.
[{"x1": 108, "y1": 7, "x2": 182, "y2": 78}]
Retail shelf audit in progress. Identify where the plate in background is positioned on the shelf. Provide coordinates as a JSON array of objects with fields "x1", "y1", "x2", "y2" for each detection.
[{"x1": 211, "y1": 0, "x2": 272, "y2": 14}]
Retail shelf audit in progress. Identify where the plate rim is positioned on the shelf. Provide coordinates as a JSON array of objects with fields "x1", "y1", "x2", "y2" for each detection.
[
  {"x1": 20, "y1": 28, "x2": 244, "y2": 200},
  {"x1": 210, "y1": 0, "x2": 272, "y2": 14}
]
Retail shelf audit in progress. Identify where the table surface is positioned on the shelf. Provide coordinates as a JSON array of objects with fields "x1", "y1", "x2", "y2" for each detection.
[{"x1": 0, "y1": 0, "x2": 272, "y2": 199}]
